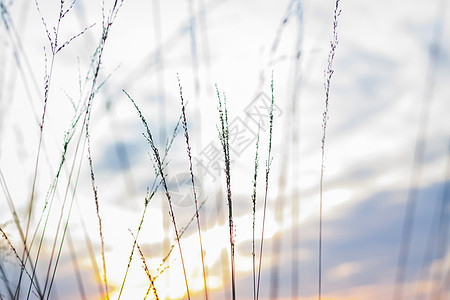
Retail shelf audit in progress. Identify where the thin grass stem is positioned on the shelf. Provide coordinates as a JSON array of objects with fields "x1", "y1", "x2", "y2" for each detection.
[
  {"x1": 178, "y1": 75, "x2": 208, "y2": 300},
  {"x1": 319, "y1": 1, "x2": 341, "y2": 299},
  {"x1": 216, "y1": 84, "x2": 236, "y2": 300},
  {"x1": 256, "y1": 73, "x2": 275, "y2": 300},
  {"x1": 252, "y1": 125, "x2": 260, "y2": 300}
]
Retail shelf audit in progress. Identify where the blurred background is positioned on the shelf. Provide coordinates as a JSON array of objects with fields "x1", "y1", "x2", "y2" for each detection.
[{"x1": 0, "y1": 0, "x2": 449, "y2": 299}]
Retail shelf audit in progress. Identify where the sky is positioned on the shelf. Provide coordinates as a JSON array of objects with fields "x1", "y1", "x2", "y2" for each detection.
[{"x1": 0, "y1": 0, "x2": 449, "y2": 299}]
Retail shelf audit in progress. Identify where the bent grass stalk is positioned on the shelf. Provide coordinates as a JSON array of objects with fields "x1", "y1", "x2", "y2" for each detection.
[
  {"x1": 319, "y1": 1, "x2": 341, "y2": 299},
  {"x1": 117, "y1": 95, "x2": 182, "y2": 297},
  {"x1": 178, "y1": 75, "x2": 209, "y2": 300},
  {"x1": 256, "y1": 73, "x2": 275, "y2": 300},
  {"x1": 125, "y1": 90, "x2": 191, "y2": 300}
]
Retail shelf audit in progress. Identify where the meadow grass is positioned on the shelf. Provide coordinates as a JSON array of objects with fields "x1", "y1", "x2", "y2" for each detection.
[
  {"x1": 1, "y1": 0, "x2": 125, "y2": 298},
  {"x1": 0, "y1": 1, "x2": 352, "y2": 300}
]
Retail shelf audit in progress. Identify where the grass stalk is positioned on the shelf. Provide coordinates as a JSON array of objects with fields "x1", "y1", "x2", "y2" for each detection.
[
  {"x1": 45, "y1": 129, "x2": 88, "y2": 300},
  {"x1": 178, "y1": 75, "x2": 209, "y2": 300},
  {"x1": 319, "y1": 1, "x2": 341, "y2": 299},
  {"x1": 256, "y1": 73, "x2": 275, "y2": 300},
  {"x1": 26, "y1": 109, "x2": 83, "y2": 300},
  {"x1": 86, "y1": 122, "x2": 109, "y2": 299},
  {"x1": 117, "y1": 105, "x2": 182, "y2": 298},
  {"x1": 41, "y1": 2, "x2": 124, "y2": 297},
  {"x1": 124, "y1": 90, "x2": 191, "y2": 300},
  {"x1": 216, "y1": 84, "x2": 236, "y2": 300},
  {"x1": 18, "y1": 0, "x2": 94, "y2": 297},
  {"x1": 251, "y1": 125, "x2": 260, "y2": 300},
  {"x1": 19, "y1": 1, "x2": 62, "y2": 294}
]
